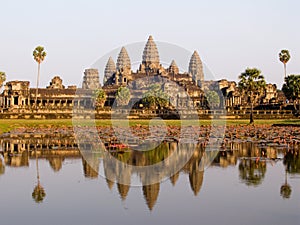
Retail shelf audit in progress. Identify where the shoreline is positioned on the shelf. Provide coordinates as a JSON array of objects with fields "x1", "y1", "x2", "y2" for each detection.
[{"x1": 1, "y1": 118, "x2": 300, "y2": 135}]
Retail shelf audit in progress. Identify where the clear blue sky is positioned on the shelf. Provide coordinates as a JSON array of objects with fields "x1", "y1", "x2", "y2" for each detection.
[{"x1": 0, "y1": 0, "x2": 299, "y2": 88}]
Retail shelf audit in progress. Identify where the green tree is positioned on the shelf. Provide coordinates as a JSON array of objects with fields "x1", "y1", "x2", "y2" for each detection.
[
  {"x1": 115, "y1": 86, "x2": 131, "y2": 106},
  {"x1": 0, "y1": 71, "x2": 6, "y2": 89},
  {"x1": 93, "y1": 88, "x2": 107, "y2": 108},
  {"x1": 142, "y1": 84, "x2": 169, "y2": 109},
  {"x1": 33, "y1": 46, "x2": 47, "y2": 109},
  {"x1": 205, "y1": 90, "x2": 220, "y2": 108},
  {"x1": 279, "y1": 49, "x2": 291, "y2": 78},
  {"x1": 282, "y1": 75, "x2": 300, "y2": 111},
  {"x1": 238, "y1": 68, "x2": 266, "y2": 124}
]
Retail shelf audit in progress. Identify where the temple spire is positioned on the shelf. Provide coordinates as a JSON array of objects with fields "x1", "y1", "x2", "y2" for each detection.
[
  {"x1": 169, "y1": 60, "x2": 179, "y2": 74},
  {"x1": 142, "y1": 35, "x2": 160, "y2": 69},
  {"x1": 116, "y1": 47, "x2": 131, "y2": 72},
  {"x1": 104, "y1": 57, "x2": 116, "y2": 84},
  {"x1": 189, "y1": 50, "x2": 204, "y2": 86}
]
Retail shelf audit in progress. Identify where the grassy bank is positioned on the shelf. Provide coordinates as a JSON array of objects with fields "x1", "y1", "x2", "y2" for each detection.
[{"x1": 0, "y1": 119, "x2": 300, "y2": 134}]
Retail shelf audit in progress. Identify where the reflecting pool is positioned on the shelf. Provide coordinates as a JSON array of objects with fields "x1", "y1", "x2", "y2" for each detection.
[{"x1": 0, "y1": 132, "x2": 299, "y2": 225}]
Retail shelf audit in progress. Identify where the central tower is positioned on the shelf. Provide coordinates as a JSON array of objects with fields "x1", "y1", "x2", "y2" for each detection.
[{"x1": 142, "y1": 35, "x2": 160, "y2": 70}]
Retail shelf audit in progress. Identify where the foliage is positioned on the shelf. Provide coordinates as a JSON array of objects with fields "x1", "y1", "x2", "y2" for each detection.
[
  {"x1": 282, "y1": 75, "x2": 300, "y2": 110},
  {"x1": 280, "y1": 183, "x2": 292, "y2": 199},
  {"x1": 115, "y1": 86, "x2": 131, "y2": 106},
  {"x1": 33, "y1": 46, "x2": 47, "y2": 64},
  {"x1": 205, "y1": 90, "x2": 220, "y2": 108},
  {"x1": 238, "y1": 68, "x2": 266, "y2": 123},
  {"x1": 0, "y1": 71, "x2": 6, "y2": 88},
  {"x1": 93, "y1": 88, "x2": 107, "y2": 107},
  {"x1": 32, "y1": 184, "x2": 46, "y2": 203},
  {"x1": 279, "y1": 49, "x2": 291, "y2": 64},
  {"x1": 142, "y1": 84, "x2": 169, "y2": 109},
  {"x1": 279, "y1": 49, "x2": 291, "y2": 78}
]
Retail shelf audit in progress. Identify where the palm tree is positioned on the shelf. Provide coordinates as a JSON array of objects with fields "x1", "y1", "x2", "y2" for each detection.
[
  {"x1": 279, "y1": 49, "x2": 291, "y2": 78},
  {"x1": 238, "y1": 68, "x2": 266, "y2": 124},
  {"x1": 0, "y1": 71, "x2": 6, "y2": 90},
  {"x1": 33, "y1": 46, "x2": 47, "y2": 109}
]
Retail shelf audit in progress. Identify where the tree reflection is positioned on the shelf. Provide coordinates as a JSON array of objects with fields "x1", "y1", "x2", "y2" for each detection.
[
  {"x1": 280, "y1": 170, "x2": 292, "y2": 199},
  {"x1": 239, "y1": 159, "x2": 266, "y2": 187},
  {"x1": 284, "y1": 150, "x2": 300, "y2": 174},
  {"x1": 280, "y1": 149, "x2": 298, "y2": 199},
  {"x1": 32, "y1": 146, "x2": 46, "y2": 203},
  {"x1": 0, "y1": 156, "x2": 5, "y2": 175},
  {"x1": 32, "y1": 183, "x2": 46, "y2": 203}
]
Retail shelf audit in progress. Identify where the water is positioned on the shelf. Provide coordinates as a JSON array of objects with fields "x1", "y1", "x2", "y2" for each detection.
[{"x1": 0, "y1": 133, "x2": 299, "y2": 225}]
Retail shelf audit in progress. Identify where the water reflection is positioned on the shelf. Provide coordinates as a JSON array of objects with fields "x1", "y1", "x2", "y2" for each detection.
[{"x1": 1, "y1": 133, "x2": 300, "y2": 210}]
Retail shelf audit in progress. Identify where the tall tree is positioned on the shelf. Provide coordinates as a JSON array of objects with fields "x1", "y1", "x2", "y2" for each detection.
[
  {"x1": 142, "y1": 84, "x2": 169, "y2": 109},
  {"x1": 0, "y1": 71, "x2": 6, "y2": 89},
  {"x1": 279, "y1": 49, "x2": 291, "y2": 78},
  {"x1": 282, "y1": 75, "x2": 300, "y2": 111},
  {"x1": 33, "y1": 46, "x2": 47, "y2": 109},
  {"x1": 115, "y1": 86, "x2": 131, "y2": 107},
  {"x1": 238, "y1": 68, "x2": 266, "y2": 124}
]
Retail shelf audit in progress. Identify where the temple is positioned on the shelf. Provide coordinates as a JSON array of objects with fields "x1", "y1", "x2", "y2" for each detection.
[{"x1": 0, "y1": 35, "x2": 287, "y2": 118}]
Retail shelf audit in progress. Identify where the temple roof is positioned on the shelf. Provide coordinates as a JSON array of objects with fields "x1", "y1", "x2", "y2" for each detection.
[
  {"x1": 142, "y1": 35, "x2": 160, "y2": 67},
  {"x1": 116, "y1": 47, "x2": 131, "y2": 71}
]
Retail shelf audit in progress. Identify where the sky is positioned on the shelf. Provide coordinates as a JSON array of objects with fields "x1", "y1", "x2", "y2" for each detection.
[{"x1": 0, "y1": 0, "x2": 299, "y2": 88}]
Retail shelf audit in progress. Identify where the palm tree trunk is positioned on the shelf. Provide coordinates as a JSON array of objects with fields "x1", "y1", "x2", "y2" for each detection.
[
  {"x1": 35, "y1": 63, "x2": 40, "y2": 111},
  {"x1": 284, "y1": 63, "x2": 287, "y2": 78}
]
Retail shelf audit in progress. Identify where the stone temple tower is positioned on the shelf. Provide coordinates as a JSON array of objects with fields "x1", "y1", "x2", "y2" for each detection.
[
  {"x1": 189, "y1": 51, "x2": 204, "y2": 87},
  {"x1": 169, "y1": 60, "x2": 179, "y2": 74},
  {"x1": 82, "y1": 68, "x2": 100, "y2": 89},
  {"x1": 116, "y1": 47, "x2": 131, "y2": 73},
  {"x1": 104, "y1": 57, "x2": 116, "y2": 84},
  {"x1": 142, "y1": 35, "x2": 160, "y2": 69}
]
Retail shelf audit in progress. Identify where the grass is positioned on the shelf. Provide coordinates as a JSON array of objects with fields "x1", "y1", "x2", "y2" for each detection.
[{"x1": 0, "y1": 118, "x2": 300, "y2": 134}]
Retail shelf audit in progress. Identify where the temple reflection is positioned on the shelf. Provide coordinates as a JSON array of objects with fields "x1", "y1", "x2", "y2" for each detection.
[{"x1": 0, "y1": 133, "x2": 299, "y2": 210}]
